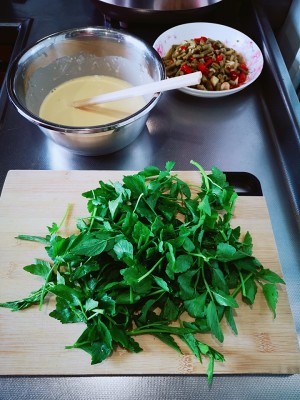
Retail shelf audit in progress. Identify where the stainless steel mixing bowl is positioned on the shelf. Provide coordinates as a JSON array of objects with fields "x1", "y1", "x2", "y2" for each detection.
[
  {"x1": 91, "y1": 0, "x2": 223, "y2": 25},
  {"x1": 7, "y1": 26, "x2": 165, "y2": 155}
]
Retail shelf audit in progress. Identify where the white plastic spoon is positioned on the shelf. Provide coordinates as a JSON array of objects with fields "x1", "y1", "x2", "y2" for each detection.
[{"x1": 72, "y1": 71, "x2": 202, "y2": 108}]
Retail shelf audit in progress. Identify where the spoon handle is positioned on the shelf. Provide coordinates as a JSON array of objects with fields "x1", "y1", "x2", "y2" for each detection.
[{"x1": 73, "y1": 71, "x2": 201, "y2": 108}]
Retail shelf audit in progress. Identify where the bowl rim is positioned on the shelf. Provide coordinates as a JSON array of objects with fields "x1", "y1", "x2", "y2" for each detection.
[
  {"x1": 153, "y1": 21, "x2": 264, "y2": 98},
  {"x1": 92, "y1": 0, "x2": 223, "y2": 12},
  {"x1": 7, "y1": 25, "x2": 166, "y2": 134}
]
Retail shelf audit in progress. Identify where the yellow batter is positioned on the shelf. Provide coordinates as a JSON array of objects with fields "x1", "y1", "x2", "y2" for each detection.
[{"x1": 39, "y1": 75, "x2": 146, "y2": 127}]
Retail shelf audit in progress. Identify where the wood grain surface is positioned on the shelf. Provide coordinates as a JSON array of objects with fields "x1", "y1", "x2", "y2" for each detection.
[{"x1": 0, "y1": 170, "x2": 299, "y2": 376}]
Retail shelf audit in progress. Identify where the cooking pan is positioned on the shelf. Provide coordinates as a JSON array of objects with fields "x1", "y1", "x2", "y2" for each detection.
[{"x1": 91, "y1": 0, "x2": 224, "y2": 25}]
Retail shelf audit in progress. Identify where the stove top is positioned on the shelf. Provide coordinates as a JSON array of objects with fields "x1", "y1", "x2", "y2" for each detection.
[{"x1": 0, "y1": 19, "x2": 32, "y2": 123}]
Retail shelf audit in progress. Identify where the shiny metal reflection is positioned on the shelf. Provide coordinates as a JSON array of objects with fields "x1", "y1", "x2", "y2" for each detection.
[{"x1": 98, "y1": 0, "x2": 222, "y2": 11}]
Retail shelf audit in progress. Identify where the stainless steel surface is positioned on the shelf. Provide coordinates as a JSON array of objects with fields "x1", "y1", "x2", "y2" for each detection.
[
  {"x1": 92, "y1": 0, "x2": 224, "y2": 25},
  {"x1": 7, "y1": 26, "x2": 165, "y2": 155},
  {"x1": 95, "y1": 0, "x2": 222, "y2": 10},
  {"x1": 0, "y1": 19, "x2": 32, "y2": 123},
  {"x1": 0, "y1": 0, "x2": 299, "y2": 398}
]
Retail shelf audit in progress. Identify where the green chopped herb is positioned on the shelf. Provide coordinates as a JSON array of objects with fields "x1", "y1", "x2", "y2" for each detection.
[{"x1": 0, "y1": 160, "x2": 285, "y2": 384}]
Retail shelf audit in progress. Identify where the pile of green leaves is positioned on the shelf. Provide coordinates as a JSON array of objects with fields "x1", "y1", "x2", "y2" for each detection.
[{"x1": 0, "y1": 160, "x2": 285, "y2": 383}]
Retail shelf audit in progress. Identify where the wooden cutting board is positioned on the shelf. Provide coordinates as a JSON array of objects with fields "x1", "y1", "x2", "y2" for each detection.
[{"x1": 0, "y1": 170, "x2": 299, "y2": 376}]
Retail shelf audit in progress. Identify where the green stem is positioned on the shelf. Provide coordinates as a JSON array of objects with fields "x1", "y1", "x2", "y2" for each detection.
[
  {"x1": 78, "y1": 303, "x2": 88, "y2": 321},
  {"x1": 128, "y1": 328, "x2": 173, "y2": 336},
  {"x1": 194, "y1": 257, "x2": 202, "y2": 290},
  {"x1": 189, "y1": 251, "x2": 211, "y2": 263},
  {"x1": 220, "y1": 230, "x2": 228, "y2": 241},
  {"x1": 190, "y1": 160, "x2": 210, "y2": 191},
  {"x1": 133, "y1": 192, "x2": 144, "y2": 214},
  {"x1": 39, "y1": 263, "x2": 57, "y2": 310},
  {"x1": 231, "y1": 272, "x2": 254, "y2": 297},
  {"x1": 88, "y1": 190, "x2": 98, "y2": 232},
  {"x1": 57, "y1": 203, "x2": 72, "y2": 231},
  {"x1": 148, "y1": 289, "x2": 165, "y2": 296},
  {"x1": 87, "y1": 309, "x2": 104, "y2": 321},
  {"x1": 201, "y1": 261, "x2": 214, "y2": 301},
  {"x1": 130, "y1": 286, "x2": 133, "y2": 304},
  {"x1": 190, "y1": 160, "x2": 224, "y2": 193},
  {"x1": 238, "y1": 271, "x2": 246, "y2": 297},
  {"x1": 137, "y1": 256, "x2": 164, "y2": 282}
]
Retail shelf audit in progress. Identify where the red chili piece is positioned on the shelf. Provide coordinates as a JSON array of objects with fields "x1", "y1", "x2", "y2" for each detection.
[
  {"x1": 240, "y1": 63, "x2": 248, "y2": 71},
  {"x1": 180, "y1": 45, "x2": 188, "y2": 51},
  {"x1": 238, "y1": 72, "x2": 247, "y2": 83},
  {"x1": 204, "y1": 56, "x2": 213, "y2": 66},
  {"x1": 194, "y1": 36, "x2": 207, "y2": 43},
  {"x1": 180, "y1": 64, "x2": 194, "y2": 74},
  {"x1": 197, "y1": 63, "x2": 209, "y2": 75},
  {"x1": 216, "y1": 54, "x2": 223, "y2": 62}
]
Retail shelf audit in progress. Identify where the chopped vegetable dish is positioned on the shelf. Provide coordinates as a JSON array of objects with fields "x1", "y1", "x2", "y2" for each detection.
[{"x1": 163, "y1": 37, "x2": 249, "y2": 91}]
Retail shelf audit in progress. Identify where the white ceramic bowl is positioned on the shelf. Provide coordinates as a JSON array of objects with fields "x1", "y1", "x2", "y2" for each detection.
[{"x1": 153, "y1": 22, "x2": 264, "y2": 98}]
